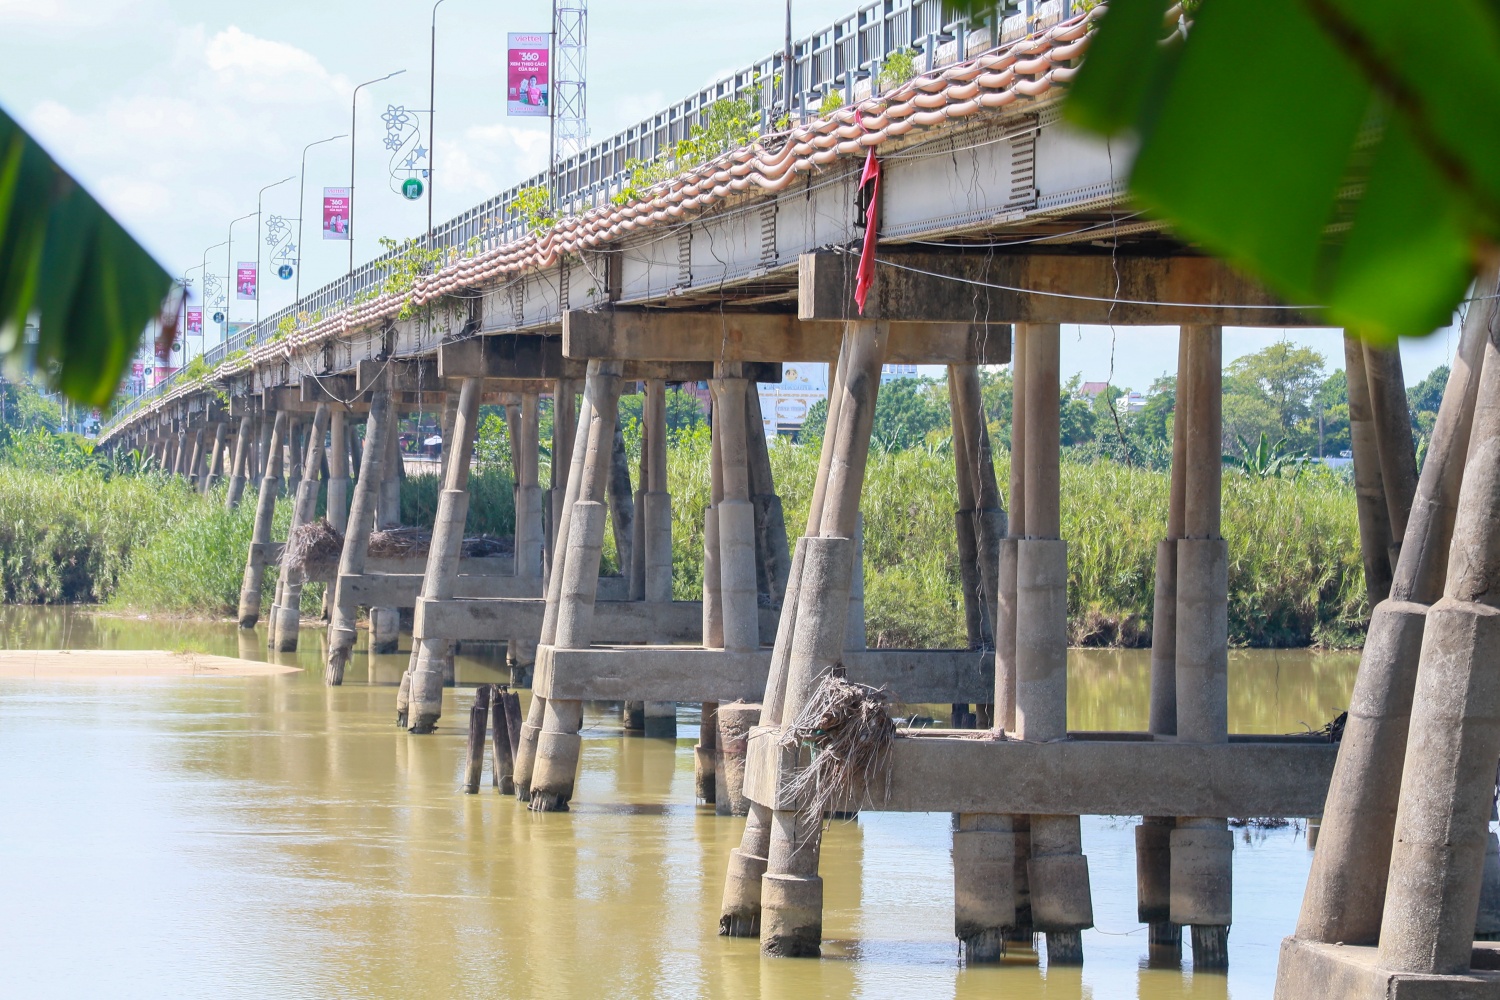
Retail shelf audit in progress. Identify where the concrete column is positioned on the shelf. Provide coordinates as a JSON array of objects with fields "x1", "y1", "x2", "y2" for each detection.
[
  {"x1": 716, "y1": 701, "x2": 758, "y2": 817},
  {"x1": 701, "y1": 373, "x2": 760, "y2": 796},
  {"x1": 1376, "y1": 318, "x2": 1500, "y2": 976},
  {"x1": 1363, "y1": 343, "x2": 1419, "y2": 570},
  {"x1": 1295, "y1": 278, "x2": 1495, "y2": 948},
  {"x1": 642, "y1": 381, "x2": 673, "y2": 603},
  {"x1": 1015, "y1": 323, "x2": 1066, "y2": 741},
  {"x1": 723, "y1": 343, "x2": 853, "y2": 940},
  {"x1": 226, "y1": 414, "x2": 253, "y2": 509},
  {"x1": 703, "y1": 414, "x2": 724, "y2": 646},
  {"x1": 201, "y1": 421, "x2": 226, "y2": 494},
  {"x1": 529, "y1": 361, "x2": 623, "y2": 811},
  {"x1": 760, "y1": 320, "x2": 887, "y2": 958},
  {"x1": 548, "y1": 378, "x2": 579, "y2": 576},
  {"x1": 326, "y1": 409, "x2": 350, "y2": 534},
  {"x1": 285, "y1": 417, "x2": 304, "y2": 500},
  {"x1": 952, "y1": 812, "x2": 1017, "y2": 963},
  {"x1": 510, "y1": 393, "x2": 544, "y2": 686},
  {"x1": 1012, "y1": 323, "x2": 1092, "y2": 965},
  {"x1": 1171, "y1": 325, "x2": 1231, "y2": 969},
  {"x1": 609, "y1": 417, "x2": 635, "y2": 580},
  {"x1": 255, "y1": 411, "x2": 272, "y2": 483},
  {"x1": 271, "y1": 403, "x2": 331, "y2": 652},
  {"x1": 370, "y1": 415, "x2": 403, "y2": 655},
  {"x1": 1139, "y1": 329, "x2": 1192, "y2": 963},
  {"x1": 187, "y1": 425, "x2": 205, "y2": 486},
  {"x1": 325, "y1": 394, "x2": 391, "y2": 685},
  {"x1": 746, "y1": 388, "x2": 791, "y2": 607},
  {"x1": 407, "y1": 378, "x2": 483, "y2": 733},
  {"x1": 997, "y1": 325, "x2": 1027, "y2": 732},
  {"x1": 1346, "y1": 334, "x2": 1396, "y2": 606},
  {"x1": 630, "y1": 398, "x2": 648, "y2": 603},
  {"x1": 237, "y1": 409, "x2": 286, "y2": 629},
  {"x1": 845, "y1": 515, "x2": 867, "y2": 651},
  {"x1": 514, "y1": 381, "x2": 596, "y2": 801}
]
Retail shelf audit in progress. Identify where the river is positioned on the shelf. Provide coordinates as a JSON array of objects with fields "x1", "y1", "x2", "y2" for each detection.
[{"x1": 0, "y1": 607, "x2": 1356, "y2": 999}]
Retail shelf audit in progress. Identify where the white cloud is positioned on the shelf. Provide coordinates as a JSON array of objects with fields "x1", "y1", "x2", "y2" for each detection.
[{"x1": 202, "y1": 26, "x2": 350, "y2": 102}]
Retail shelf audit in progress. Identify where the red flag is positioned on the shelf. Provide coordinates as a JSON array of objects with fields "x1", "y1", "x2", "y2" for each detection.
[{"x1": 855, "y1": 147, "x2": 881, "y2": 315}]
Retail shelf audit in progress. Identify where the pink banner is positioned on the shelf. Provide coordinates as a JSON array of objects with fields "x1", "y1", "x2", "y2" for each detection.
[
  {"x1": 507, "y1": 33, "x2": 550, "y2": 117},
  {"x1": 323, "y1": 187, "x2": 350, "y2": 240},
  {"x1": 236, "y1": 263, "x2": 257, "y2": 301},
  {"x1": 186, "y1": 309, "x2": 203, "y2": 335}
]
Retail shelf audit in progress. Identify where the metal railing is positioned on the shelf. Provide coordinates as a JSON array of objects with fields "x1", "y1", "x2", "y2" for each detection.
[{"x1": 108, "y1": 0, "x2": 1074, "y2": 432}]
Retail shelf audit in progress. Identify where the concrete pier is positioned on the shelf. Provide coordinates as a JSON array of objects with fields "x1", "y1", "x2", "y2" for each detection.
[{"x1": 326, "y1": 391, "x2": 392, "y2": 685}]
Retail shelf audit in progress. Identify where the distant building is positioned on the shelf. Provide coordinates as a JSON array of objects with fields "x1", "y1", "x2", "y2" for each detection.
[
  {"x1": 880, "y1": 363, "x2": 920, "y2": 384},
  {"x1": 1115, "y1": 391, "x2": 1147, "y2": 415},
  {"x1": 1079, "y1": 380, "x2": 1110, "y2": 399}
]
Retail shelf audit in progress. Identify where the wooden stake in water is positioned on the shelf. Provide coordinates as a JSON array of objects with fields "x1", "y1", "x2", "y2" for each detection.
[
  {"x1": 463, "y1": 686, "x2": 491, "y2": 794},
  {"x1": 491, "y1": 686, "x2": 517, "y2": 795}
]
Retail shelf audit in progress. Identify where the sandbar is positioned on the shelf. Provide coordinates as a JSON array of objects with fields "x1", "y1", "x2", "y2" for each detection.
[{"x1": 0, "y1": 650, "x2": 300, "y2": 678}]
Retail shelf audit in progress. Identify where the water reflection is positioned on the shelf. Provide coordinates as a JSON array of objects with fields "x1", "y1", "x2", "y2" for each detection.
[{"x1": 0, "y1": 607, "x2": 1354, "y2": 999}]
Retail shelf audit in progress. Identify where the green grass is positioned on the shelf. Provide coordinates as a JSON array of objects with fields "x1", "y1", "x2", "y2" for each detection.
[{"x1": 0, "y1": 437, "x2": 1367, "y2": 646}]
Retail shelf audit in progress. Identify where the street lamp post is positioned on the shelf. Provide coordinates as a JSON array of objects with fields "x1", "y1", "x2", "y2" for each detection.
[
  {"x1": 428, "y1": 0, "x2": 451, "y2": 249},
  {"x1": 199, "y1": 240, "x2": 228, "y2": 360},
  {"x1": 784, "y1": 0, "x2": 794, "y2": 122},
  {"x1": 225, "y1": 212, "x2": 257, "y2": 347},
  {"x1": 256, "y1": 175, "x2": 295, "y2": 328},
  {"x1": 296, "y1": 133, "x2": 347, "y2": 303},
  {"x1": 349, "y1": 69, "x2": 408, "y2": 278}
]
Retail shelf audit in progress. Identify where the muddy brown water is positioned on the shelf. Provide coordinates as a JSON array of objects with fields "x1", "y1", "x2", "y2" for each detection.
[{"x1": 0, "y1": 607, "x2": 1356, "y2": 999}]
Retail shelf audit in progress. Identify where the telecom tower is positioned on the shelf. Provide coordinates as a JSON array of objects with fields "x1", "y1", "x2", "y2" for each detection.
[{"x1": 552, "y1": 1, "x2": 588, "y2": 165}]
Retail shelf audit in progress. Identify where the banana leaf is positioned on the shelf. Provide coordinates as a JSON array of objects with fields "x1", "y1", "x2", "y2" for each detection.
[{"x1": 0, "y1": 105, "x2": 172, "y2": 407}]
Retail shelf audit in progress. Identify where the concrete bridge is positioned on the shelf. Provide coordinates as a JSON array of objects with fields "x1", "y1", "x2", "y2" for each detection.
[{"x1": 97, "y1": 2, "x2": 1500, "y2": 996}]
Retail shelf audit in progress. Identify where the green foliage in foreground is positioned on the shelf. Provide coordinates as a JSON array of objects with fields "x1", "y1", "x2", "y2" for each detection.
[{"x1": 0, "y1": 428, "x2": 1366, "y2": 646}]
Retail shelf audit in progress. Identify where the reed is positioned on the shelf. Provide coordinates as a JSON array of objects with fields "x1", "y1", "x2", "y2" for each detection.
[{"x1": 1, "y1": 434, "x2": 1366, "y2": 646}]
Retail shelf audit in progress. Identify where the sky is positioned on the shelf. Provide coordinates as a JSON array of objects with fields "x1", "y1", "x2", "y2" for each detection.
[{"x1": 0, "y1": 0, "x2": 1458, "y2": 389}]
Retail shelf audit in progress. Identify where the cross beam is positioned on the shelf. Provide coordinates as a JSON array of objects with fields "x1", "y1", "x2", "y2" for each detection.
[
  {"x1": 799, "y1": 250, "x2": 1323, "y2": 326},
  {"x1": 563, "y1": 310, "x2": 1010, "y2": 364},
  {"x1": 440, "y1": 333, "x2": 782, "y2": 384}
]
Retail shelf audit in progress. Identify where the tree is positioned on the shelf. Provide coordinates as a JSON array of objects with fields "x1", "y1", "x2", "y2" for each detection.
[
  {"x1": 1309, "y1": 368, "x2": 1351, "y2": 458},
  {"x1": 1059, "y1": 374, "x2": 1098, "y2": 448},
  {"x1": 1, "y1": 106, "x2": 172, "y2": 405},
  {"x1": 1407, "y1": 365, "x2": 1449, "y2": 426},
  {"x1": 0, "y1": 375, "x2": 61, "y2": 432},
  {"x1": 1221, "y1": 345, "x2": 1326, "y2": 453},
  {"x1": 800, "y1": 377, "x2": 950, "y2": 451}
]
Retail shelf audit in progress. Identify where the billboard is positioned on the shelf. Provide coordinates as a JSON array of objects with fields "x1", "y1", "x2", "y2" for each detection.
[
  {"x1": 757, "y1": 362, "x2": 829, "y2": 439},
  {"x1": 507, "y1": 33, "x2": 551, "y2": 117},
  {"x1": 323, "y1": 187, "x2": 350, "y2": 240},
  {"x1": 186, "y1": 309, "x2": 203, "y2": 335},
  {"x1": 236, "y1": 263, "x2": 257, "y2": 301}
]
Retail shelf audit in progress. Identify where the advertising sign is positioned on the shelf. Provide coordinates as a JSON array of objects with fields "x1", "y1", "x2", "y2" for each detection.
[
  {"x1": 323, "y1": 187, "x2": 351, "y2": 240},
  {"x1": 186, "y1": 309, "x2": 203, "y2": 335},
  {"x1": 757, "y1": 362, "x2": 829, "y2": 439},
  {"x1": 236, "y1": 263, "x2": 257, "y2": 301},
  {"x1": 507, "y1": 33, "x2": 551, "y2": 117}
]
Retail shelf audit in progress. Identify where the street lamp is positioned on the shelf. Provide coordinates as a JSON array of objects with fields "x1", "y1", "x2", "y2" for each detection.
[
  {"x1": 296, "y1": 133, "x2": 347, "y2": 303},
  {"x1": 784, "y1": 0, "x2": 794, "y2": 123},
  {"x1": 428, "y1": 0, "x2": 452, "y2": 248},
  {"x1": 349, "y1": 69, "x2": 408, "y2": 276},
  {"x1": 256, "y1": 175, "x2": 295, "y2": 327},
  {"x1": 179, "y1": 265, "x2": 200, "y2": 366},
  {"x1": 226, "y1": 212, "x2": 257, "y2": 343},
  {"x1": 201, "y1": 239, "x2": 228, "y2": 332}
]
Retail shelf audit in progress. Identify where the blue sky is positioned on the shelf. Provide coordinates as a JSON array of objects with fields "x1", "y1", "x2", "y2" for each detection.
[{"x1": 0, "y1": 0, "x2": 1456, "y2": 388}]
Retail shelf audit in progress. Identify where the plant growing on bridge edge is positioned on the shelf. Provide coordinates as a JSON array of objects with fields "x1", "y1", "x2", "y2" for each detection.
[
  {"x1": 512, "y1": 186, "x2": 555, "y2": 236},
  {"x1": 879, "y1": 48, "x2": 917, "y2": 91},
  {"x1": 375, "y1": 238, "x2": 447, "y2": 321},
  {"x1": 817, "y1": 90, "x2": 846, "y2": 118}
]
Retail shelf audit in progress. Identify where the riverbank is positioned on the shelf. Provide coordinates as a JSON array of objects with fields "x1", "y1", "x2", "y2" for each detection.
[{"x1": 0, "y1": 440, "x2": 1367, "y2": 647}]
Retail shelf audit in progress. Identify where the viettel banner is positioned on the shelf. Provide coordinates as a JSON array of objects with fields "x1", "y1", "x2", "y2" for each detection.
[{"x1": 507, "y1": 33, "x2": 550, "y2": 117}]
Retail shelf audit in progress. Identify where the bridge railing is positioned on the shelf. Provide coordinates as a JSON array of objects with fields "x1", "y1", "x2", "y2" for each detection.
[{"x1": 110, "y1": 0, "x2": 1077, "y2": 435}]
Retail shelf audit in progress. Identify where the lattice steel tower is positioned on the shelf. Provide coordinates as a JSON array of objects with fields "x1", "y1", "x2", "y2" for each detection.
[{"x1": 552, "y1": 0, "x2": 588, "y2": 159}]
